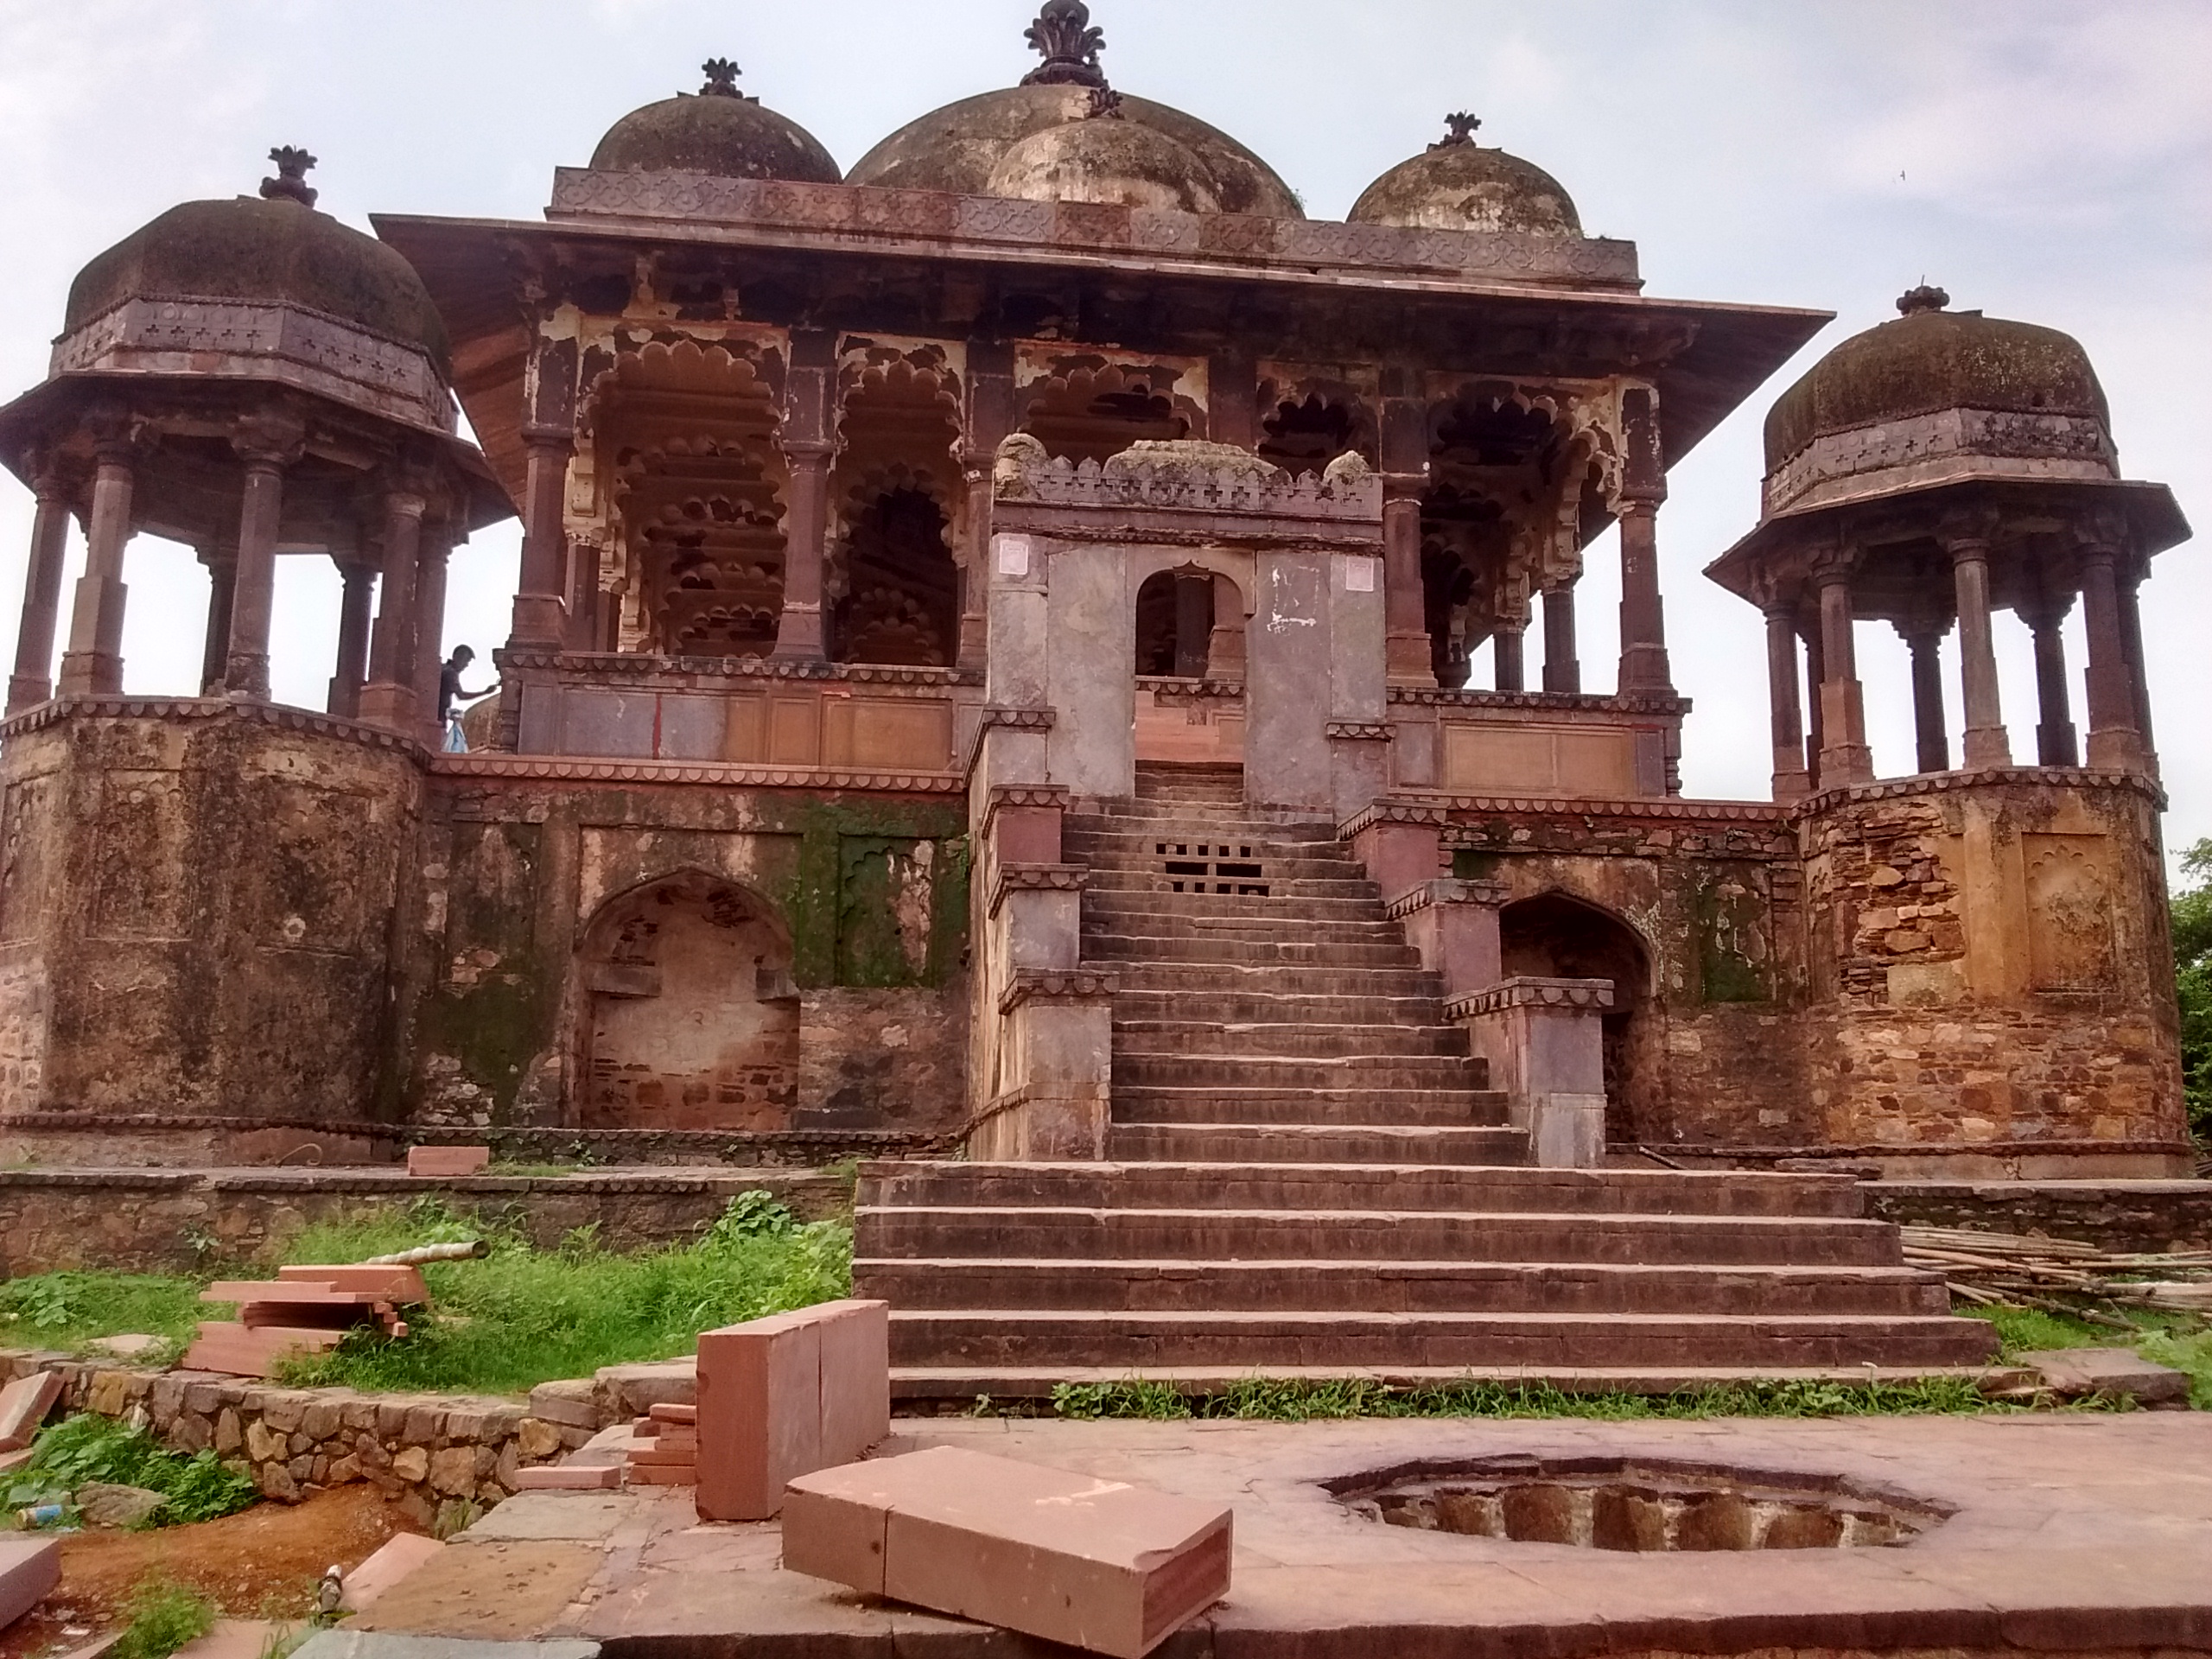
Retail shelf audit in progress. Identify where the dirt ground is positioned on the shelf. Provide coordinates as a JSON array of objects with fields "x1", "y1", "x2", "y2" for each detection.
[{"x1": 3, "y1": 1487, "x2": 419, "y2": 1659}]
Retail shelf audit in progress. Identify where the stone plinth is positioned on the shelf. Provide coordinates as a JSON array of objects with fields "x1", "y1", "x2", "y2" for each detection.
[{"x1": 1451, "y1": 976, "x2": 1616, "y2": 1168}]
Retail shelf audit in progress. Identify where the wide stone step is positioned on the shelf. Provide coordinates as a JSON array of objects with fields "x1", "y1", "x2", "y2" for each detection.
[
  {"x1": 1080, "y1": 803, "x2": 1336, "y2": 825},
  {"x1": 1083, "y1": 912, "x2": 1401, "y2": 944},
  {"x1": 1113, "y1": 1053, "x2": 1489, "y2": 1090},
  {"x1": 855, "y1": 1258, "x2": 1953, "y2": 1317},
  {"x1": 1111, "y1": 1020, "x2": 1471, "y2": 1058},
  {"x1": 1106, "y1": 1122, "x2": 1523, "y2": 1162},
  {"x1": 1114, "y1": 989, "x2": 1451, "y2": 1024},
  {"x1": 1065, "y1": 832, "x2": 1362, "y2": 863},
  {"x1": 882, "y1": 1309, "x2": 2001, "y2": 1371},
  {"x1": 1083, "y1": 874, "x2": 1379, "y2": 899},
  {"x1": 857, "y1": 1162, "x2": 1866, "y2": 1217},
  {"x1": 1110, "y1": 962, "x2": 1444, "y2": 996},
  {"x1": 1085, "y1": 893, "x2": 1389, "y2": 921},
  {"x1": 855, "y1": 1206, "x2": 1904, "y2": 1267},
  {"x1": 1111, "y1": 1087, "x2": 1503, "y2": 1127},
  {"x1": 1082, "y1": 935, "x2": 1422, "y2": 968}
]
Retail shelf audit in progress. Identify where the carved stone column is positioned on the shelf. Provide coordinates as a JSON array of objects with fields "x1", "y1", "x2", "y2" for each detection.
[
  {"x1": 508, "y1": 423, "x2": 572, "y2": 649},
  {"x1": 1812, "y1": 548, "x2": 1872, "y2": 785},
  {"x1": 223, "y1": 433, "x2": 299, "y2": 700},
  {"x1": 2077, "y1": 537, "x2": 2144, "y2": 771},
  {"x1": 57, "y1": 444, "x2": 136, "y2": 697},
  {"x1": 1946, "y1": 533, "x2": 2009, "y2": 767},
  {"x1": 1614, "y1": 388, "x2": 1673, "y2": 695},
  {"x1": 1801, "y1": 616, "x2": 1825, "y2": 788},
  {"x1": 1762, "y1": 597, "x2": 1810, "y2": 802},
  {"x1": 957, "y1": 343, "x2": 1016, "y2": 673},
  {"x1": 358, "y1": 490, "x2": 426, "y2": 729},
  {"x1": 9, "y1": 463, "x2": 75, "y2": 714},
  {"x1": 1897, "y1": 618, "x2": 1952, "y2": 775},
  {"x1": 566, "y1": 532, "x2": 602, "y2": 652},
  {"x1": 2020, "y1": 591, "x2": 2080, "y2": 767},
  {"x1": 412, "y1": 522, "x2": 455, "y2": 747},
  {"x1": 328, "y1": 561, "x2": 376, "y2": 719},
  {"x1": 198, "y1": 543, "x2": 237, "y2": 696},
  {"x1": 1541, "y1": 584, "x2": 1580, "y2": 695},
  {"x1": 1492, "y1": 618, "x2": 1526, "y2": 692},
  {"x1": 771, "y1": 329, "x2": 837, "y2": 663},
  {"x1": 1379, "y1": 373, "x2": 1434, "y2": 687},
  {"x1": 2117, "y1": 563, "x2": 2156, "y2": 764}
]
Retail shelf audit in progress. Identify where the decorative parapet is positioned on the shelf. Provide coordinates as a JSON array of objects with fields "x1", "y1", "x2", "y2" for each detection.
[
  {"x1": 546, "y1": 169, "x2": 1642, "y2": 292},
  {"x1": 989, "y1": 863, "x2": 1089, "y2": 918},
  {"x1": 1325, "y1": 721, "x2": 1393, "y2": 742},
  {"x1": 433, "y1": 754, "x2": 963, "y2": 793},
  {"x1": 995, "y1": 439, "x2": 1382, "y2": 524},
  {"x1": 48, "y1": 296, "x2": 454, "y2": 435},
  {"x1": 1446, "y1": 976, "x2": 1616, "y2": 1020},
  {"x1": 1384, "y1": 878, "x2": 1510, "y2": 921},
  {"x1": 494, "y1": 650, "x2": 981, "y2": 691},
  {"x1": 1338, "y1": 798, "x2": 1452, "y2": 839},
  {"x1": 1389, "y1": 687, "x2": 1692, "y2": 718},
  {"x1": 1765, "y1": 408, "x2": 2116, "y2": 519},
  {"x1": 1137, "y1": 677, "x2": 1246, "y2": 702},
  {"x1": 999, "y1": 967, "x2": 1120, "y2": 1014},
  {"x1": 1794, "y1": 766, "x2": 2164, "y2": 817},
  {"x1": 2, "y1": 696, "x2": 429, "y2": 758}
]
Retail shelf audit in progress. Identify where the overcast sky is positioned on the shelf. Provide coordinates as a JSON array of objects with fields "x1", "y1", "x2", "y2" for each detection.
[{"x1": 0, "y1": 0, "x2": 2204, "y2": 855}]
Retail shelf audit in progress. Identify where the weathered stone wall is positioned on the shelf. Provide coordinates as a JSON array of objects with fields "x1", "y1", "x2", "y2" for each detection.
[
  {"x1": 0, "y1": 1168, "x2": 850, "y2": 1275},
  {"x1": 0, "y1": 705, "x2": 422, "y2": 1123},
  {"x1": 1863, "y1": 1179, "x2": 2212, "y2": 1254}
]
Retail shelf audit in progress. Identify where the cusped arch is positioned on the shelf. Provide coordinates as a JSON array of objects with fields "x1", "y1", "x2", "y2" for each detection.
[{"x1": 1497, "y1": 887, "x2": 1653, "y2": 1001}]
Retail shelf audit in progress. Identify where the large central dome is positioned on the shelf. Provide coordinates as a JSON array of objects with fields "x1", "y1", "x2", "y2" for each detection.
[{"x1": 847, "y1": 3, "x2": 1301, "y2": 219}]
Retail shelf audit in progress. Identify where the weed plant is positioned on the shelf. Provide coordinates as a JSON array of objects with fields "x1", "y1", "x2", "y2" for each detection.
[
  {"x1": 110, "y1": 1576, "x2": 218, "y2": 1659},
  {"x1": 3, "y1": 1413, "x2": 257, "y2": 1523},
  {"x1": 1971, "y1": 1304, "x2": 2212, "y2": 1408},
  {"x1": 0, "y1": 1274, "x2": 202, "y2": 1351}
]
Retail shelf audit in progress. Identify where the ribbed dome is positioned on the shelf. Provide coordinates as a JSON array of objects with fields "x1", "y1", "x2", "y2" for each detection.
[
  {"x1": 65, "y1": 152, "x2": 449, "y2": 372},
  {"x1": 1765, "y1": 287, "x2": 2110, "y2": 474},
  {"x1": 1350, "y1": 116, "x2": 1581, "y2": 236},
  {"x1": 985, "y1": 109, "x2": 1224, "y2": 213},
  {"x1": 848, "y1": 6, "x2": 1300, "y2": 219},
  {"x1": 590, "y1": 60, "x2": 841, "y2": 185}
]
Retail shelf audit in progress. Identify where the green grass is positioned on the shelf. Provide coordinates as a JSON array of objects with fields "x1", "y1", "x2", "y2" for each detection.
[
  {"x1": 111, "y1": 1577, "x2": 218, "y2": 1659},
  {"x1": 1964, "y1": 1303, "x2": 2212, "y2": 1409},
  {"x1": 0, "y1": 1273, "x2": 204, "y2": 1353},
  {"x1": 3, "y1": 1413, "x2": 257, "y2": 1525}
]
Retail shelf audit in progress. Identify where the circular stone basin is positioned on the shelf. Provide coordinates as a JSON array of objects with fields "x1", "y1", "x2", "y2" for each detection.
[{"x1": 1330, "y1": 1456, "x2": 1951, "y2": 1552}]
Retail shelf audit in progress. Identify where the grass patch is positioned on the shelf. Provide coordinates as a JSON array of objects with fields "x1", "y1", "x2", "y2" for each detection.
[
  {"x1": 1020, "y1": 1374, "x2": 2033, "y2": 1423},
  {"x1": 0, "y1": 1273, "x2": 204, "y2": 1352},
  {"x1": 111, "y1": 1576, "x2": 218, "y2": 1659},
  {"x1": 4, "y1": 1413, "x2": 257, "y2": 1525}
]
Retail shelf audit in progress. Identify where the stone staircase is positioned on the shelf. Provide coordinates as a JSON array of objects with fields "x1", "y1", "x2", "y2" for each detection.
[{"x1": 855, "y1": 763, "x2": 1999, "y2": 1399}]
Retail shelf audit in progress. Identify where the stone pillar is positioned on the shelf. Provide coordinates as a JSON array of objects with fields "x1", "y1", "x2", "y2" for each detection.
[
  {"x1": 198, "y1": 546, "x2": 236, "y2": 696},
  {"x1": 2117, "y1": 566, "x2": 2156, "y2": 763},
  {"x1": 8, "y1": 467, "x2": 74, "y2": 714},
  {"x1": 1763, "y1": 601, "x2": 1810, "y2": 802},
  {"x1": 958, "y1": 343, "x2": 1016, "y2": 673},
  {"x1": 1801, "y1": 618, "x2": 1825, "y2": 788},
  {"x1": 1451, "y1": 977, "x2": 1615, "y2": 1168},
  {"x1": 2077, "y1": 538, "x2": 2144, "y2": 771},
  {"x1": 412, "y1": 523, "x2": 455, "y2": 747},
  {"x1": 1379, "y1": 373, "x2": 1434, "y2": 686},
  {"x1": 1389, "y1": 878, "x2": 1507, "y2": 1001},
  {"x1": 1614, "y1": 389, "x2": 1673, "y2": 694},
  {"x1": 507, "y1": 423, "x2": 572, "y2": 649},
  {"x1": 222, "y1": 442, "x2": 292, "y2": 701},
  {"x1": 1541, "y1": 584, "x2": 1580, "y2": 694},
  {"x1": 57, "y1": 448, "x2": 135, "y2": 697},
  {"x1": 2022, "y1": 594, "x2": 2080, "y2": 767},
  {"x1": 772, "y1": 329, "x2": 836, "y2": 663},
  {"x1": 327, "y1": 562, "x2": 376, "y2": 719},
  {"x1": 566, "y1": 534, "x2": 602, "y2": 652},
  {"x1": 1493, "y1": 618, "x2": 1525, "y2": 692},
  {"x1": 1947, "y1": 535, "x2": 2010, "y2": 768},
  {"x1": 1812, "y1": 552, "x2": 1872, "y2": 785},
  {"x1": 1898, "y1": 620, "x2": 1951, "y2": 775},
  {"x1": 358, "y1": 490, "x2": 426, "y2": 729}
]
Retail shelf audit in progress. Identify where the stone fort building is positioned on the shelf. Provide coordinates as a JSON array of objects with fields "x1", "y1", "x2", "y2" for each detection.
[{"x1": 0, "y1": 5, "x2": 2189, "y2": 1384}]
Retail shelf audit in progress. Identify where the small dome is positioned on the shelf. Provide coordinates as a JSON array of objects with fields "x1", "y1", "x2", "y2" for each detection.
[
  {"x1": 986, "y1": 105, "x2": 1224, "y2": 213},
  {"x1": 1764, "y1": 286, "x2": 2111, "y2": 474},
  {"x1": 848, "y1": 5, "x2": 1300, "y2": 219},
  {"x1": 590, "y1": 59, "x2": 841, "y2": 185},
  {"x1": 1349, "y1": 115, "x2": 1582, "y2": 236},
  {"x1": 64, "y1": 149, "x2": 449, "y2": 372}
]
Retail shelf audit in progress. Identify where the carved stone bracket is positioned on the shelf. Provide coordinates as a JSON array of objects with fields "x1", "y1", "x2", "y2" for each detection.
[
  {"x1": 999, "y1": 968, "x2": 1120, "y2": 1015},
  {"x1": 1446, "y1": 976, "x2": 1616, "y2": 1020},
  {"x1": 1338, "y1": 798, "x2": 1451, "y2": 839},
  {"x1": 989, "y1": 863, "x2": 1090, "y2": 918},
  {"x1": 1325, "y1": 721, "x2": 1393, "y2": 742},
  {"x1": 1383, "y1": 878, "x2": 1510, "y2": 921}
]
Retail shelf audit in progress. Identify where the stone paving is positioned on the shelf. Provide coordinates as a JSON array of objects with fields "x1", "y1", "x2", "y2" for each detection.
[{"x1": 352, "y1": 1412, "x2": 2212, "y2": 1656}]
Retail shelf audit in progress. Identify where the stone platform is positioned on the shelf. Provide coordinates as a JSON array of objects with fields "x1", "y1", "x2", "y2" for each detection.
[{"x1": 351, "y1": 1413, "x2": 2212, "y2": 1657}]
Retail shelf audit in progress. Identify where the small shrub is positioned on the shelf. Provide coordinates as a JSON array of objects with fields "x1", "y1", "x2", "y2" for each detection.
[
  {"x1": 111, "y1": 1577, "x2": 217, "y2": 1659},
  {"x1": 4, "y1": 1414, "x2": 257, "y2": 1524}
]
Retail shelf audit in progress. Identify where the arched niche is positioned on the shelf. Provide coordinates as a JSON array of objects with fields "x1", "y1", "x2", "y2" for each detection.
[
  {"x1": 574, "y1": 869, "x2": 799, "y2": 1131},
  {"x1": 1499, "y1": 891, "x2": 1656, "y2": 1145}
]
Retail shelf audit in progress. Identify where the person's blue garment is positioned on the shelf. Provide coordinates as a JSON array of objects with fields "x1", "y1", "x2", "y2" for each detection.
[{"x1": 443, "y1": 721, "x2": 468, "y2": 753}]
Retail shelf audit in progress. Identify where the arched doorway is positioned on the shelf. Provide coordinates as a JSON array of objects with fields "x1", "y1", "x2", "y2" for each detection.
[
  {"x1": 1134, "y1": 569, "x2": 1216, "y2": 677},
  {"x1": 1499, "y1": 893, "x2": 1655, "y2": 1144},
  {"x1": 575, "y1": 871, "x2": 799, "y2": 1131}
]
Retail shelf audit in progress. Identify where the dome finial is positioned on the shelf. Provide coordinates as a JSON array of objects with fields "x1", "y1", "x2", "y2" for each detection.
[
  {"x1": 260, "y1": 146, "x2": 318, "y2": 207},
  {"x1": 1897, "y1": 283, "x2": 1950, "y2": 316},
  {"x1": 700, "y1": 58, "x2": 755, "y2": 101},
  {"x1": 1432, "y1": 112, "x2": 1482, "y2": 151},
  {"x1": 1022, "y1": 0, "x2": 1108, "y2": 89}
]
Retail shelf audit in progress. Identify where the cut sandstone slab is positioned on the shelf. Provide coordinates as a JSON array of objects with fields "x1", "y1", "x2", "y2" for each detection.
[
  {"x1": 406, "y1": 1147, "x2": 492, "y2": 1178},
  {"x1": 695, "y1": 1300, "x2": 887, "y2": 1522},
  {"x1": 0, "y1": 1371, "x2": 62, "y2": 1451},
  {"x1": 784, "y1": 1446, "x2": 1232, "y2": 1659},
  {"x1": 340, "y1": 1534, "x2": 448, "y2": 1614},
  {"x1": 2025, "y1": 1347, "x2": 2192, "y2": 1406},
  {"x1": 0, "y1": 1535, "x2": 60, "y2": 1630}
]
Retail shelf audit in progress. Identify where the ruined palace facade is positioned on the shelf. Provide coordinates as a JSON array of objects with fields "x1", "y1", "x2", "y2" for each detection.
[{"x1": 0, "y1": 10, "x2": 2190, "y2": 1179}]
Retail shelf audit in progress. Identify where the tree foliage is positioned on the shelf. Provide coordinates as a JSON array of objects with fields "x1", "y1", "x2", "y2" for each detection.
[{"x1": 2174, "y1": 838, "x2": 2212, "y2": 1142}]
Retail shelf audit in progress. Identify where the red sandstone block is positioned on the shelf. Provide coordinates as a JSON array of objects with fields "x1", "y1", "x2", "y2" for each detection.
[
  {"x1": 181, "y1": 1323, "x2": 344, "y2": 1379},
  {"x1": 0, "y1": 1371, "x2": 62, "y2": 1452},
  {"x1": 647, "y1": 1402, "x2": 698, "y2": 1427},
  {"x1": 0, "y1": 1536, "x2": 60, "y2": 1630},
  {"x1": 628, "y1": 1461, "x2": 697, "y2": 1485},
  {"x1": 337, "y1": 1533, "x2": 445, "y2": 1614},
  {"x1": 695, "y1": 1311, "x2": 823, "y2": 1522},
  {"x1": 626, "y1": 1440, "x2": 698, "y2": 1467},
  {"x1": 814, "y1": 1300, "x2": 892, "y2": 1465},
  {"x1": 630, "y1": 1416, "x2": 660, "y2": 1439},
  {"x1": 406, "y1": 1146, "x2": 492, "y2": 1178},
  {"x1": 784, "y1": 1446, "x2": 1232, "y2": 1659},
  {"x1": 512, "y1": 1462, "x2": 621, "y2": 1491},
  {"x1": 277, "y1": 1264, "x2": 429, "y2": 1302}
]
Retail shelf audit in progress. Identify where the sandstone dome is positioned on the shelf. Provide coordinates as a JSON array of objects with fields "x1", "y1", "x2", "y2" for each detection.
[
  {"x1": 847, "y1": 3, "x2": 1300, "y2": 219},
  {"x1": 589, "y1": 60, "x2": 841, "y2": 186},
  {"x1": 64, "y1": 149, "x2": 450, "y2": 372},
  {"x1": 1350, "y1": 116, "x2": 1582, "y2": 237},
  {"x1": 1764, "y1": 285, "x2": 2111, "y2": 474}
]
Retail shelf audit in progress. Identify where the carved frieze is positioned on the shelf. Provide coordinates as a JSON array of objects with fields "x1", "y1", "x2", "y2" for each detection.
[
  {"x1": 988, "y1": 862, "x2": 1089, "y2": 918},
  {"x1": 1764, "y1": 408, "x2": 2119, "y2": 518},
  {"x1": 1446, "y1": 976, "x2": 1617, "y2": 1020},
  {"x1": 998, "y1": 967, "x2": 1119, "y2": 1014},
  {"x1": 1325, "y1": 721, "x2": 1393, "y2": 742},
  {"x1": 1383, "y1": 878, "x2": 1509, "y2": 920},
  {"x1": 995, "y1": 439, "x2": 1382, "y2": 521}
]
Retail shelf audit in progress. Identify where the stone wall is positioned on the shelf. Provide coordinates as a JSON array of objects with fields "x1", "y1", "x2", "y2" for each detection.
[
  {"x1": 1864, "y1": 1179, "x2": 2212, "y2": 1254},
  {"x1": 0, "y1": 1349, "x2": 586, "y2": 1530},
  {"x1": 0, "y1": 1168, "x2": 852, "y2": 1275}
]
